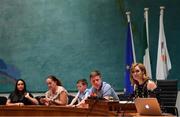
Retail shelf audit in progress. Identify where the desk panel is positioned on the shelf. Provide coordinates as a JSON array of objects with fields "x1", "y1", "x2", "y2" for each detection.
[{"x1": 0, "y1": 105, "x2": 117, "y2": 116}]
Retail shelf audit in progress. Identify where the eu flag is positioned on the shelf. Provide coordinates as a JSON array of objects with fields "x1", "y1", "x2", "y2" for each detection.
[{"x1": 124, "y1": 22, "x2": 135, "y2": 95}]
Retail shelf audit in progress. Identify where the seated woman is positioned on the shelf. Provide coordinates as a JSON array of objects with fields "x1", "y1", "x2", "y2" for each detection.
[
  {"x1": 130, "y1": 63, "x2": 157, "y2": 98},
  {"x1": 68, "y1": 79, "x2": 90, "y2": 107},
  {"x1": 6, "y1": 79, "x2": 39, "y2": 106},
  {"x1": 40, "y1": 75, "x2": 68, "y2": 106}
]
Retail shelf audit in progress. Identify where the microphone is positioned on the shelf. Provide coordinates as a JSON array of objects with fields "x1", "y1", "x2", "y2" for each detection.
[
  {"x1": 88, "y1": 86, "x2": 113, "y2": 100},
  {"x1": 86, "y1": 87, "x2": 114, "y2": 116}
]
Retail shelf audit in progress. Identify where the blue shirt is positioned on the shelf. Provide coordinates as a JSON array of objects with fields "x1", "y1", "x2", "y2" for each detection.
[
  {"x1": 77, "y1": 89, "x2": 90, "y2": 102},
  {"x1": 90, "y1": 82, "x2": 119, "y2": 100}
]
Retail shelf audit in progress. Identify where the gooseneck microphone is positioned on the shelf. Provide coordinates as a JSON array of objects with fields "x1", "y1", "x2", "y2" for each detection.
[{"x1": 87, "y1": 86, "x2": 115, "y2": 116}]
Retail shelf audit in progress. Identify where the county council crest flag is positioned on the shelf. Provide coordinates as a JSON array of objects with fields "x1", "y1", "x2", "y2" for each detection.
[{"x1": 156, "y1": 8, "x2": 172, "y2": 80}]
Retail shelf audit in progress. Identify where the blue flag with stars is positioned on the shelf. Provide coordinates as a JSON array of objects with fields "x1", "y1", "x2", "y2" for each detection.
[{"x1": 124, "y1": 22, "x2": 134, "y2": 95}]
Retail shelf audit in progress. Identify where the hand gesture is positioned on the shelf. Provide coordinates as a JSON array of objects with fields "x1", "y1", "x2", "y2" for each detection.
[
  {"x1": 40, "y1": 98, "x2": 51, "y2": 106},
  {"x1": 147, "y1": 81, "x2": 157, "y2": 91},
  {"x1": 24, "y1": 92, "x2": 30, "y2": 99}
]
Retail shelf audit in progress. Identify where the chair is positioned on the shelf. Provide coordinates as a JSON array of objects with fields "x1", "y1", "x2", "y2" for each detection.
[
  {"x1": 0, "y1": 96, "x2": 7, "y2": 105},
  {"x1": 156, "y1": 79, "x2": 179, "y2": 116},
  {"x1": 68, "y1": 95, "x2": 78, "y2": 105}
]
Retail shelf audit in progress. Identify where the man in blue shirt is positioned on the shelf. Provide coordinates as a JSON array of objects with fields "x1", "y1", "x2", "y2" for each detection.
[{"x1": 89, "y1": 70, "x2": 119, "y2": 100}]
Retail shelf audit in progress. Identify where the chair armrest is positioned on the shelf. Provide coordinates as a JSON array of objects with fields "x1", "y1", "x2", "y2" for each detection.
[{"x1": 161, "y1": 106, "x2": 179, "y2": 116}]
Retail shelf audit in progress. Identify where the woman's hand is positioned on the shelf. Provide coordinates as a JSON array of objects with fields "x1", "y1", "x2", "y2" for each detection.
[
  {"x1": 40, "y1": 98, "x2": 51, "y2": 106},
  {"x1": 16, "y1": 102, "x2": 24, "y2": 106},
  {"x1": 24, "y1": 92, "x2": 39, "y2": 105},
  {"x1": 40, "y1": 98, "x2": 46, "y2": 103},
  {"x1": 147, "y1": 81, "x2": 157, "y2": 91},
  {"x1": 44, "y1": 98, "x2": 51, "y2": 103},
  {"x1": 66, "y1": 104, "x2": 75, "y2": 107},
  {"x1": 24, "y1": 92, "x2": 30, "y2": 99}
]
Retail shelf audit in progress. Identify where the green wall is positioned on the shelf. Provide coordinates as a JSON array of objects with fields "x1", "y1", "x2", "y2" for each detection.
[{"x1": 0, "y1": 0, "x2": 179, "y2": 92}]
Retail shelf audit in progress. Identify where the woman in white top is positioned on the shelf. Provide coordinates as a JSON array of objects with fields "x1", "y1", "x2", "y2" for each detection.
[{"x1": 40, "y1": 75, "x2": 68, "y2": 106}]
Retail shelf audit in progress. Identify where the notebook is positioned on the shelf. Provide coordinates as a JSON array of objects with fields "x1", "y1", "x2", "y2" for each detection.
[{"x1": 134, "y1": 98, "x2": 162, "y2": 116}]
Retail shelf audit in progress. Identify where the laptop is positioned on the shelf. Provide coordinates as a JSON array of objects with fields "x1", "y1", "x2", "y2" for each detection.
[{"x1": 134, "y1": 98, "x2": 162, "y2": 116}]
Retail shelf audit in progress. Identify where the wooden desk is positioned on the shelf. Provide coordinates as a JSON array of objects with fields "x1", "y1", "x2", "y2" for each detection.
[
  {"x1": 0, "y1": 100, "x2": 172, "y2": 116},
  {"x1": 0, "y1": 105, "x2": 117, "y2": 116},
  {"x1": 0, "y1": 99, "x2": 136, "y2": 116},
  {"x1": 86, "y1": 99, "x2": 120, "y2": 112},
  {"x1": 86, "y1": 99, "x2": 136, "y2": 111},
  {"x1": 85, "y1": 99, "x2": 174, "y2": 117}
]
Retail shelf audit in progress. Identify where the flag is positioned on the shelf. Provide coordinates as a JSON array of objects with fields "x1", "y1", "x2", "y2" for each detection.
[
  {"x1": 156, "y1": 8, "x2": 171, "y2": 80},
  {"x1": 142, "y1": 9, "x2": 152, "y2": 79},
  {"x1": 124, "y1": 22, "x2": 136, "y2": 95}
]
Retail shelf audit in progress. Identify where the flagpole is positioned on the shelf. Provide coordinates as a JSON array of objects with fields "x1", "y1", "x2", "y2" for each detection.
[
  {"x1": 144, "y1": 8, "x2": 149, "y2": 46},
  {"x1": 159, "y1": 6, "x2": 165, "y2": 37},
  {"x1": 144, "y1": 8, "x2": 152, "y2": 79},
  {"x1": 126, "y1": 11, "x2": 136, "y2": 63},
  {"x1": 126, "y1": 11, "x2": 131, "y2": 23},
  {"x1": 160, "y1": 6, "x2": 165, "y2": 15},
  {"x1": 160, "y1": 6, "x2": 165, "y2": 31}
]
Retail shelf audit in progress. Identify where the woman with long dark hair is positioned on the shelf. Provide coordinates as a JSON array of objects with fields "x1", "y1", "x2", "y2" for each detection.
[{"x1": 6, "y1": 79, "x2": 39, "y2": 106}]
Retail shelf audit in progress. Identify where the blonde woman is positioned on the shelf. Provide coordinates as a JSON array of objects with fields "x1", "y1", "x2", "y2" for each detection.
[{"x1": 130, "y1": 63, "x2": 157, "y2": 98}]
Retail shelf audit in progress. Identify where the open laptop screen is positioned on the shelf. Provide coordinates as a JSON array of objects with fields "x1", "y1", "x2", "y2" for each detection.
[{"x1": 135, "y1": 98, "x2": 162, "y2": 116}]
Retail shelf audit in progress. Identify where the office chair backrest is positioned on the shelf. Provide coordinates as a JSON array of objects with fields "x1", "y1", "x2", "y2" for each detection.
[
  {"x1": 156, "y1": 80, "x2": 178, "y2": 107},
  {"x1": 68, "y1": 95, "x2": 78, "y2": 105},
  {"x1": 0, "y1": 96, "x2": 7, "y2": 105}
]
